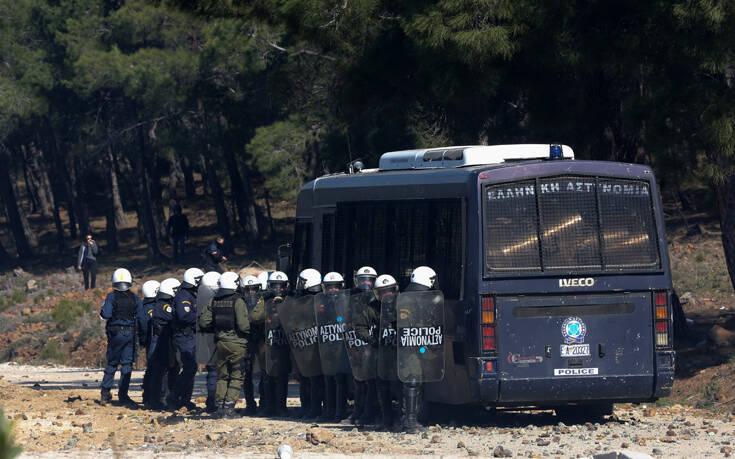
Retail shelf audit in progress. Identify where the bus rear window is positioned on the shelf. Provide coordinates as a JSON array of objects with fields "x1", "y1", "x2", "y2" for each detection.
[{"x1": 483, "y1": 176, "x2": 660, "y2": 275}]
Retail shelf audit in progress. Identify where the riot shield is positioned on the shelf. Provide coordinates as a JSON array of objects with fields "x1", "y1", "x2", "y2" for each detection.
[
  {"x1": 377, "y1": 294, "x2": 398, "y2": 381},
  {"x1": 396, "y1": 291, "x2": 445, "y2": 383},
  {"x1": 195, "y1": 284, "x2": 217, "y2": 365},
  {"x1": 314, "y1": 291, "x2": 351, "y2": 376},
  {"x1": 277, "y1": 295, "x2": 321, "y2": 378},
  {"x1": 339, "y1": 292, "x2": 378, "y2": 381},
  {"x1": 265, "y1": 297, "x2": 291, "y2": 377}
]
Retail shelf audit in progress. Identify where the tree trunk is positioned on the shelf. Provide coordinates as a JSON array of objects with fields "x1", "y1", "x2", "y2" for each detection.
[
  {"x1": 108, "y1": 147, "x2": 128, "y2": 227},
  {"x1": 201, "y1": 152, "x2": 231, "y2": 237},
  {"x1": 0, "y1": 236, "x2": 12, "y2": 265},
  {"x1": 717, "y1": 176, "x2": 735, "y2": 292},
  {"x1": 147, "y1": 150, "x2": 169, "y2": 246},
  {"x1": 32, "y1": 141, "x2": 65, "y2": 252},
  {"x1": 68, "y1": 155, "x2": 90, "y2": 235},
  {"x1": 225, "y1": 153, "x2": 260, "y2": 243},
  {"x1": 45, "y1": 117, "x2": 77, "y2": 239},
  {"x1": 26, "y1": 142, "x2": 54, "y2": 218},
  {"x1": 20, "y1": 147, "x2": 40, "y2": 214},
  {"x1": 168, "y1": 153, "x2": 185, "y2": 201},
  {"x1": 103, "y1": 147, "x2": 119, "y2": 251},
  {"x1": 182, "y1": 155, "x2": 196, "y2": 199},
  {"x1": 0, "y1": 149, "x2": 33, "y2": 258},
  {"x1": 135, "y1": 127, "x2": 162, "y2": 260}
]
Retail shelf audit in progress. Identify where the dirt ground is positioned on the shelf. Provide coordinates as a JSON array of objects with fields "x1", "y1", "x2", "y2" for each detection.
[{"x1": 2, "y1": 363, "x2": 735, "y2": 458}]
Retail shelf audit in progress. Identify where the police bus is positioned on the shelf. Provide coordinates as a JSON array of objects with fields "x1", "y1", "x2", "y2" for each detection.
[{"x1": 284, "y1": 144, "x2": 674, "y2": 415}]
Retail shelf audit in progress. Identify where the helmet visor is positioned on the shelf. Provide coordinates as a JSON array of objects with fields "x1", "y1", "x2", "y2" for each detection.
[
  {"x1": 355, "y1": 275, "x2": 376, "y2": 290},
  {"x1": 113, "y1": 281, "x2": 131, "y2": 291}
]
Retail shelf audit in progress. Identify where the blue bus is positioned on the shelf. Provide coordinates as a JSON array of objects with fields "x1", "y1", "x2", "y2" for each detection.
[{"x1": 285, "y1": 144, "x2": 674, "y2": 415}]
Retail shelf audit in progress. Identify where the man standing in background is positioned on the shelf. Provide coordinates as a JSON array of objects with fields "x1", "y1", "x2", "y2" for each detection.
[
  {"x1": 77, "y1": 233, "x2": 99, "y2": 290},
  {"x1": 167, "y1": 204, "x2": 190, "y2": 261}
]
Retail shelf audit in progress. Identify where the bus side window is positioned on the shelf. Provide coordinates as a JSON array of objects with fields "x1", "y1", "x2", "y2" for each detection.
[{"x1": 292, "y1": 221, "x2": 312, "y2": 281}]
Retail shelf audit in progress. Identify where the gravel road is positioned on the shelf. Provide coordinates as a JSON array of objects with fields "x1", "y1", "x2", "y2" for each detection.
[{"x1": 1, "y1": 363, "x2": 732, "y2": 458}]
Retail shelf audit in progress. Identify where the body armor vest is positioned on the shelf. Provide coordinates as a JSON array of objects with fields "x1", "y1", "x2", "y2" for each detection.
[
  {"x1": 112, "y1": 291, "x2": 137, "y2": 322},
  {"x1": 212, "y1": 294, "x2": 238, "y2": 331}
]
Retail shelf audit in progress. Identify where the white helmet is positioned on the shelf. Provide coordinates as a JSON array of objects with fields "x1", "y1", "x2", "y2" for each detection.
[
  {"x1": 297, "y1": 268, "x2": 322, "y2": 293},
  {"x1": 112, "y1": 268, "x2": 133, "y2": 291},
  {"x1": 257, "y1": 272, "x2": 270, "y2": 290},
  {"x1": 200, "y1": 271, "x2": 221, "y2": 292},
  {"x1": 322, "y1": 272, "x2": 344, "y2": 292},
  {"x1": 410, "y1": 266, "x2": 437, "y2": 289},
  {"x1": 219, "y1": 272, "x2": 240, "y2": 291},
  {"x1": 181, "y1": 267, "x2": 204, "y2": 289},
  {"x1": 268, "y1": 271, "x2": 289, "y2": 296},
  {"x1": 373, "y1": 274, "x2": 398, "y2": 299},
  {"x1": 353, "y1": 266, "x2": 377, "y2": 291},
  {"x1": 159, "y1": 278, "x2": 181, "y2": 298},
  {"x1": 141, "y1": 280, "x2": 160, "y2": 299},
  {"x1": 241, "y1": 275, "x2": 261, "y2": 291}
]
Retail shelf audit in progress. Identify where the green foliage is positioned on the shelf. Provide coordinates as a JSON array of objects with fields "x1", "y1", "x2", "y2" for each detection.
[
  {"x1": 0, "y1": 290, "x2": 28, "y2": 313},
  {"x1": 698, "y1": 379, "x2": 721, "y2": 409},
  {"x1": 0, "y1": 408, "x2": 22, "y2": 459},
  {"x1": 51, "y1": 298, "x2": 94, "y2": 330},
  {"x1": 38, "y1": 340, "x2": 67, "y2": 364},
  {"x1": 247, "y1": 115, "x2": 323, "y2": 200}
]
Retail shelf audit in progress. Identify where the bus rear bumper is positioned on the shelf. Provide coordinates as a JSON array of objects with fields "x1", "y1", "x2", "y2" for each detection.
[{"x1": 468, "y1": 354, "x2": 674, "y2": 405}]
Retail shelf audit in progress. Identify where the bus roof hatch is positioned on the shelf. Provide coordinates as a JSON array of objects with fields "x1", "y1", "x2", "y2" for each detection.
[{"x1": 378, "y1": 144, "x2": 575, "y2": 171}]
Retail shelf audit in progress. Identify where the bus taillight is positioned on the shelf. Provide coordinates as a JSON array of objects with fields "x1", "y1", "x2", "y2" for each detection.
[
  {"x1": 654, "y1": 291, "x2": 671, "y2": 348},
  {"x1": 481, "y1": 295, "x2": 496, "y2": 352}
]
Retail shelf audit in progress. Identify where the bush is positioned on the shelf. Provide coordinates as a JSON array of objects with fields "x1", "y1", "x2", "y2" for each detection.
[
  {"x1": 0, "y1": 408, "x2": 22, "y2": 459},
  {"x1": 51, "y1": 298, "x2": 94, "y2": 329},
  {"x1": 39, "y1": 340, "x2": 67, "y2": 364},
  {"x1": 0, "y1": 290, "x2": 28, "y2": 313},
  {"x1": 697, "y1": 379, "x2": 721, "y2": 409}
]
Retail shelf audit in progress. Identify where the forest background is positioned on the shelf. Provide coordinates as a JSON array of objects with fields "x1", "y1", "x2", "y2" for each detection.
[{"x1": 1, "y1": 0, "x2": 735, "y2": 293}]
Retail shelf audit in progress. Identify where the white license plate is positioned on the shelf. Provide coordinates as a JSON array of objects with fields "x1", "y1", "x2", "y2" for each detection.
[
  {"x1": 554, "y1": 367, "x2": 598, "y2": 376},
  {"x1": 560, "y1": 344, "x2": 591, "y2": 357}
]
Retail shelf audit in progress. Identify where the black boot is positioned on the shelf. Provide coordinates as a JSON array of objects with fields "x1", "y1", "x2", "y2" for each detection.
[
  {"x1": 223, "y1": 401, "x2": 237, "y2": 419},
  {"x1": 275, "y1": 377, "x2": 289, "y2": 417},
  {"x1": 376, "y1": 385, "x2": 394, "y2": 431},
  {"x1": 118, "y1": 373, "x2": 136, "y2": 406},
  {"x1": 357, "y1": 380, "x2": 377, "y2": 426},
  {"x1": 334, "y1": 374, "x2": 348, "y2": 422},
  {"x1": 205, "y1": 395, "x2": 217, "y2": 413},
  {"x1": 100, "y1": 388, "x2": 112, "y2": 406},
  {"x1": 318, "y1": 377, "x2": 336, "y2": 422},
  {"x1": 402, "y1": 383, "x2": 421, "y2": 434},
  {"x1": 214, "y1": 400, "x2": 226, "y2": 419},
  {"x1": 261, "y1": 379, "x2": 275, "y2": 416},
  {"x1": 305, "y1": 376, "x2": 323, "y2": 419},
  {"x1": 243, "y1": 365, "x2": 257, "y2": 415},
  {"x1": 298, "y1": 375, "x2": 311, "y2": 418}
]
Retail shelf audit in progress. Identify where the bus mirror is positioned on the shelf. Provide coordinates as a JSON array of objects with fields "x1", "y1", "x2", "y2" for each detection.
[{"x1": 277, "y1": 243, "x2": 292, "y2": 275}]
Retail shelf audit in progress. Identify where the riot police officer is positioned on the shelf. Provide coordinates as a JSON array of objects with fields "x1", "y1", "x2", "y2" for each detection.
[
  {"x1": 349, "y1": 266, "x2": 378, "y2": 426},
  {"x1": 147, "y1": 277, "x2": 181, "y2": 410},
  {"x1": 168, "y1": 267, "x2": 204, "y2": 410},
  {"x1": 368, "y1": 274, "x2": 400, "y2": 431},
  {"x1": 239, "y1": 274, "x2": 263, "y2": 415},
  {"x1": 197, "y1": 272, "x2": 221, "y2": 412},
  {"x1": 293, "y1": 268, "x2": 323, "y2": 419},
  {"x1": 401, "y1": 266, "x2": 438, "y2": 433},
  {"x1": 139, "y1": 280, "x2": 160, "y2": 407},
  {"x1": 251, "y1": 271, "x2": 291, "y2": 417},
  {"x1": 319, "y1": 272, "x2": 350, "y2": 422},
  {"x1": 99, "y1": 268, "x2": 144, "y2": 406},
  {"x1": 199, "y1": 272, "x2": 251, "y2": 418}
]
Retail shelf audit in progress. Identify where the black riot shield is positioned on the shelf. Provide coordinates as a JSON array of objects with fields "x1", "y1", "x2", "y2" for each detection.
[
  {"x1": 265, "y1": 297, "x2": 291, "y2": 377},
  {"x1": 314, "y1": 291, "x2": 351, "y2": 376},
  {"x1": 195, "y1": 284, "x2": 217, "y2": 365},
  {"x1": 339, "y1": 292, "x2": 378, "y2": 381},
  {"x1": 378, "y1": 294, "x2": 399, "y2": 381},
  {"x1": 396, "y1": 291, "x2": 445, "y2": 383},
  {"x1": 277, "y1": 295, "x2": 321, "y2": 378}
]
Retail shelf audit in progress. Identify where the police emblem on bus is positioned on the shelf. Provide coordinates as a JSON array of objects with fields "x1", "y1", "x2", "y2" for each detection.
[{"x1": 561, "y1": 317, "x2": 587, "y2": 344}]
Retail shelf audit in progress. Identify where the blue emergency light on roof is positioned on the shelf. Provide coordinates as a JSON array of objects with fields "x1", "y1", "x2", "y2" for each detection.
[{"x1": 550, "y1": 144, "x2": 563, "y2": 159}]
